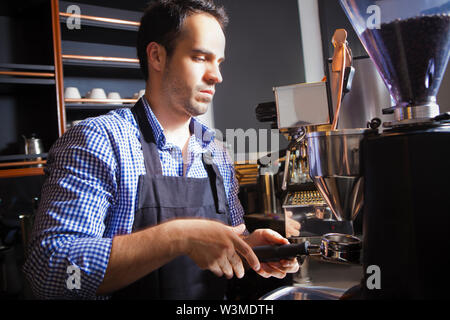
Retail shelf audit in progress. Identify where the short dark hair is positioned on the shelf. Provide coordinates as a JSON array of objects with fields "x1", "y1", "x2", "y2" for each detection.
[{"x1": 137, "y1": 0, "x2": 228, "y2": 80}]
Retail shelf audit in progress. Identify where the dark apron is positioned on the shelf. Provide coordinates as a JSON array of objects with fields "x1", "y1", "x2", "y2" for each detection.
[{"x1": 112, "y1": 99, "x2": 230, "y2": 299}]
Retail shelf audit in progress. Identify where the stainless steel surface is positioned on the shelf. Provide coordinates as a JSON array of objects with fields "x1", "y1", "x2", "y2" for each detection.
[
  {"x1": 274, "y1": 82, "x2": 330, "y2": 129},
  {"x1": 306, "y1": 129, "x2": 366, "y2": 221},
  {"x1": 328, "y1": 56, "x2": 394, "y2": 129},
  {"x1": 320, "y1": 233, "x2": 361, "y2": 263},
  {"x1": 22, "y1": 134, "x2": 44, "y2": 167},
  {"x1": 289, "y1": 236, "x2": 363, "y2": 293},
  {"x1": 383, "y1": 116, "x2": 450, "y2": 129},
  {"x1": 394, "y1": 103, "x2": 440, "y2": 121},
  {"x1": 280, "y1": 128, "x2": 350, "y2": 238},
  {"x1": 260, "y1": 285, "x2": 347, "y2": 300},
  {"x1": 259, "y1": 171, "x2": 279, "y2": 214},
  {"x1": 288, "y1": 233, "x2": 361, "y2": 264},
  {"x1": 23, "y1": 136, "x2": 43, "y2": 155},
  {"x1": 258, "y1": 234, "x2": 363, "y2": 299}
]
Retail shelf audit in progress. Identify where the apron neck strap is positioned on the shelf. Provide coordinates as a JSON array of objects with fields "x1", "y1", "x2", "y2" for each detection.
[
  {"x1": 131, "y1": 99, "x2": 163, "y2": 175},
  {"x1": 202, "y1": 152, "x2": 229, "y2": 215}
]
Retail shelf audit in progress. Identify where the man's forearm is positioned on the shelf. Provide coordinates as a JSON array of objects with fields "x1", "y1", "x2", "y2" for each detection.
[{"x1": 97, "y1": 220, "x2": 185, "y2": 295}]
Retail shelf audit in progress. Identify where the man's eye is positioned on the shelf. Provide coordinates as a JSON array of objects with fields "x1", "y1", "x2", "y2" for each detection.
[{"x1": 193, "y1": 56, "x2": 206, "y2": 62}]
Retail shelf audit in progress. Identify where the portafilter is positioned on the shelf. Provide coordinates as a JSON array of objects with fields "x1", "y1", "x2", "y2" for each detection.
[{"x1": 253, "y1": 233, "x2": 361, "y2": 264}]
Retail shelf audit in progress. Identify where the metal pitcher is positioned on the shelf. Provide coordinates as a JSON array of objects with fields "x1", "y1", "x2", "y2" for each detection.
[{"x1": 22, "y1": 134, "x2": 44, "y2": 167}]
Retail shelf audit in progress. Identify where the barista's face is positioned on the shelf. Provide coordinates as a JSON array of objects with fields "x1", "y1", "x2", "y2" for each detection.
[{"x1": 161, "y1": 13, "x2": 225, "y2": 117}]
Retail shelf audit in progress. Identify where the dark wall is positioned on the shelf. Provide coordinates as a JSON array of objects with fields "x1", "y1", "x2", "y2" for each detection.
[
  {"x1": 318, "y1": 0, "x2": 367, "y2": 60},
  {"x1": 213, "y1": 0, "x2": 305, "y2": 135}
]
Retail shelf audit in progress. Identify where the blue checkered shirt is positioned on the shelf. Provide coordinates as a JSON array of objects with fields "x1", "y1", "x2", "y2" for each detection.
[{"x1": 23, "y1": 97, "x2": 244, "y2": 299}]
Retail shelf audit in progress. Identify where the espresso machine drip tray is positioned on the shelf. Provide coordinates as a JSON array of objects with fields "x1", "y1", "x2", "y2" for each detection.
[{"x1": 284, "y1": 190, "x2": 327, "y2": 207}]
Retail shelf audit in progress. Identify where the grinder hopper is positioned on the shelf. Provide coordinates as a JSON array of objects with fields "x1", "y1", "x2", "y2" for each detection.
[{"x1": 339, "y1": 0, "x2": 450, "y2": 122}]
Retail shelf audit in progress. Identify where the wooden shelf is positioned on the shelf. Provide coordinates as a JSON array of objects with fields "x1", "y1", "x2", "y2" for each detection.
[
  {"x1": 62, "y1": 54, "x2": 140, "y2": 69},
  {"x1": 0, "y1": 167, "x2": 45, "y2": 179},
  {"x1": 65, "y1": 98, "x2": 137, "y2": 110},
  {"x1": 0, "y1": 153, "x2": 47, "y2": 178},
  {"x1": 0, "y1": 64, "x2": 56, "y2": 85},
  {"x1": 0, "y1": 63, "x2": 55, "y2": 85},
  {"x1": 0, "y1": 160, "x2": 46, "y2": 168},
  {"x1": 0, "y1": 71, "x2": 54, "y2": 78},
  {"x1": 59, "y1": 12, "x2": 139, "y2": 32}
]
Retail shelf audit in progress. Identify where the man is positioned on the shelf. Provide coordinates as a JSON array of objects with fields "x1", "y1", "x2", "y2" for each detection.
[{"x1": 24, "y1": 0, "x2": 298, "y2": 299}]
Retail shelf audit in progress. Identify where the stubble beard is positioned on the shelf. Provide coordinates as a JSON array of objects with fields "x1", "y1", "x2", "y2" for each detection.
[
  {"x1": 185, "y1": 94, "x2": 209, "y2": 117},
  {"x1": 162, "y1": 65, "x2": 210, "y2": 118}
]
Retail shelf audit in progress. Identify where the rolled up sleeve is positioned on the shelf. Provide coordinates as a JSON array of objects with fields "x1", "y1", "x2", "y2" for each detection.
[{"x1": 23, "y1": 120, "x2": 117, "y2": 299}]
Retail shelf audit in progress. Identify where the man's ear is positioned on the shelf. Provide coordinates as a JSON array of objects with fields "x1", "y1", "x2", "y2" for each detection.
[{"x1": 146, "y1": 42, "x2": 167, "y2": 72}]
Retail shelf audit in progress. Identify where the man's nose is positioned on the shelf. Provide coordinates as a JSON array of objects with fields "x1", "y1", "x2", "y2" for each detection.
[{"x1": 205, "y1": 63, "x2": 223, "y2": 84}]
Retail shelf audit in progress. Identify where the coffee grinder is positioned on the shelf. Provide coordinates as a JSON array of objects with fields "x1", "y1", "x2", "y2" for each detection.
[
  {"x1": 337, "y1": 0, "x2": 450, "y2": 299},
  {"x1": 255, "y1": 0, "x2": 449, "y2": 299}
]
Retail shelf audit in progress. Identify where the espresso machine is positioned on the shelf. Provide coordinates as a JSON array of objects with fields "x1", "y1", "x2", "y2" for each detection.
[
  {"x1": 271, "y1": 81, "x2": 354, "y2": 239},
  {"x1": 256, "y1": 0, "x2": 450, "y2": 300}
]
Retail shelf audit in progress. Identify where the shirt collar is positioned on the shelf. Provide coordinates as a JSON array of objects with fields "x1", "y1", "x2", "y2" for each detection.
[{"x1": 141, "y1": 96, "x2": 216, "y2": 151}]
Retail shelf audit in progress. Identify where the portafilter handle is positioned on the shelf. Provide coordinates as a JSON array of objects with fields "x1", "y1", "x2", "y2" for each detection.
[{"x1": 253, "y1": 241, "x2": 310, "y2": 262}]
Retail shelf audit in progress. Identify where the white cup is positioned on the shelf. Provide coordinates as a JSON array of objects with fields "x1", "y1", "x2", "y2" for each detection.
[
  {"x1": 132, "y1": 90, "x2": 145, "y2": 100},
  {"x1": 88, "y1": 88, "x2": 107, "y2": 100},
  {"x1": 107, "y1": 92, "x2": 121, "y2": 100},
  {"x1": 64, "y1": 87, "x2": 81, "y2": 99}
]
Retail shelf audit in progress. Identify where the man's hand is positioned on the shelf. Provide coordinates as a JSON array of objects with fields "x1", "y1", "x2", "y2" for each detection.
[
  {"x1": 98, "y1": 219, "x2": 259, "y2": 295},
  {"x1": 285, "y1": 211, "x2": 301, "y2": 237},
  {"x1": 175, "y1": 220, "x2": 261, "y2": 279},
  {"x1": 244, "y1": 228, "x2": 300, "y2": 279}
]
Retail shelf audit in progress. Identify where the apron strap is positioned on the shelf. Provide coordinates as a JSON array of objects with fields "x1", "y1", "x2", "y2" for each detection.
[
  {"x1": 131, "y1": 99, "x2": 163, "y2": 175},
  {"x1": 202, "y1": 152, "x2": 229, "y2": 216}
]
